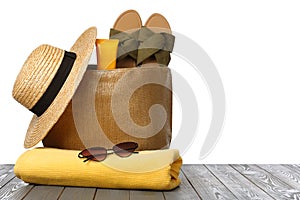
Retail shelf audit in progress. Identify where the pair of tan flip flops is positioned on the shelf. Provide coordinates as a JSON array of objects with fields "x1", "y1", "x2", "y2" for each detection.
[{"x1": 110, "y1": 10, "x2": 175, "y2": 68}]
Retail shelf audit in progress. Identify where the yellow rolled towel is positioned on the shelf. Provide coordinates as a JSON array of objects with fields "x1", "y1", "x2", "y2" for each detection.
[{"x1": 14, "y1": 148, "x2": 182, "y2": 190}]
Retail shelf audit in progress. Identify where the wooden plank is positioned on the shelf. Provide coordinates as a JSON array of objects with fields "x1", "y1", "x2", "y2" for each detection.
[
  {"x1": 0, "y1": 165, "x2": 14, "y2": 188},
  {"x1": 182, "y1": 164, "x2": 237, "y2": 200},
  {"x1": 164, "y1": 170, "x2": 200, "y2": 200},
  {"x1": 94, "y1": 188, "x2": 129, "y2": 200},
  {"x1": 0, "y1": 177, "x2": 33, "y2": 200},
  {"x1": 1, "y1": 164, "x2": 300, "y2": 199},
  {"x1": 0, "y1": 165, "x2": 13, "y2": 176},
  {"x1": 23, "y1": 185, "x2": 64, "y2": 200},
  {"x1": 282, "y1": 164, "x2": 300, "y2": 175},
  {"x1": 232, "y1": 164, "x2": 300, "y2": 200},
  {"x1": 206, "y1": 164, "x2": 273, "y2": 200},
  {"x1": 130, "y1": 190, "x2": 164, "y2": 200},
  {"x1": 59, "y1": 187, "x2": 96, "y2": 200},
  {"x1": 258, "y1": 165, "x2": 300, "y2": 189}
]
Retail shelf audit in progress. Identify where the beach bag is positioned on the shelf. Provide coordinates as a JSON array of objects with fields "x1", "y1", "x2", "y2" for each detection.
[{"x1": 43, "y1": 65, "x2": 172, "y2": 150}]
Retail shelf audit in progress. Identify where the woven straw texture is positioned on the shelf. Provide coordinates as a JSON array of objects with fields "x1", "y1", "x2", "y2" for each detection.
[
  {"x1": 13, "y1": 45, "x2": 64, "y2": 109},
  {"x1": 43, "y1": 66, "x2": 172, "y2": 150},
  {"x1": 12, "y1": 27, "x2": 97, "y2": 148}
]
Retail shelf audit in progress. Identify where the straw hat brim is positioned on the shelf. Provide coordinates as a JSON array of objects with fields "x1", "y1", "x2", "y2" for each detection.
[{"x1": 24, "y1": 27, "x2": 97, "y2": 148}]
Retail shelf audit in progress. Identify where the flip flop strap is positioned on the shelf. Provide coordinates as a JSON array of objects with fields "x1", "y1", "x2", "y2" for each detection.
[
  {"x1": 110, "y1": 27, "x2": 175, "y2": 66},
  {"x1": 110, "y1": 29, "x2": 139, "y2": 60},
  {"x1": 137, "y1": 27, "x2": 175, "y2": 66}
]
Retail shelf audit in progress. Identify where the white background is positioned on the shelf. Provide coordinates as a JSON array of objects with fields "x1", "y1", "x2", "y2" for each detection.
[{"x1": 1, "y1": 0, "x2": 300, "y2": 164}]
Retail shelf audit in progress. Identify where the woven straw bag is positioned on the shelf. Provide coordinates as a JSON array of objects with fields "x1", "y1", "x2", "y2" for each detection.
[{"x1": 43, "y1": 65, "x2": 172, "y2": 150}]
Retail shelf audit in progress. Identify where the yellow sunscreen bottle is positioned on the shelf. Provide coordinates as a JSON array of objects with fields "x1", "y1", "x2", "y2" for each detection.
[{"x1": 95, "y1": 39, "x2": 119, "y2": 70}]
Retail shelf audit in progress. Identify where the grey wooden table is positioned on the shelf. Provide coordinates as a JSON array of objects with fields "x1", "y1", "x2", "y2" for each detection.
[{"x1": 1, "y1": 164, "x2": 300, "y2": 200}]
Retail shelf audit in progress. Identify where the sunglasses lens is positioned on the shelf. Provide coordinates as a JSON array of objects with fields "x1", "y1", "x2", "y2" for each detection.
[
  {"x1": 113, "y1": 142, "x2": 138, "y2": 157},
  {"x1": 79, "y1": 143, "x2": 138, "y2": 162},
  {"x1": 79, "y1": 147, "x2": 107, "y2": 157},
  {"x1": 89, "y1": 153, "x2": 107, "y2": 162}
]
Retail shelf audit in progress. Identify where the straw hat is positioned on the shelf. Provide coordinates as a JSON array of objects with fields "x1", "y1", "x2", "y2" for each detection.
[{"x1": 12, "y1": 26, "x2": 97, "y2": 148}]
